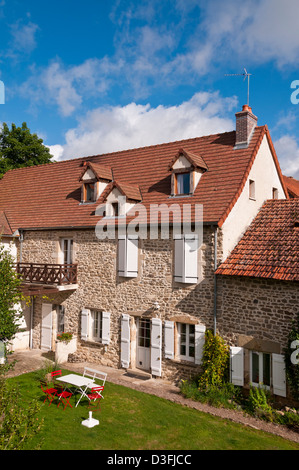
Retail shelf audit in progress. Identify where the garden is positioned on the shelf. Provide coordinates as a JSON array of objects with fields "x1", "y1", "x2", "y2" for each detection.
[{"x1": 0, "y1": 358, "x2": 298, "y2": 451}]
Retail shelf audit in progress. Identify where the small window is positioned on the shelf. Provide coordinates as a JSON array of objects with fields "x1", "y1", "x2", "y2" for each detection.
[
  {"x1": 111, "y1": 202, "x2": 119, "y2": 217},
  {"x1": 250, "y1": 351, "x2": 271, "y2": 388},
  {"x1": 61, "y1": 238, "x2": 73, "y2": 264},
  {"x1": 249, "y1": 179, "x2": 255, "y2": 199},
  {"x1": 90, "y1": 310, "x2": 103, "y2": 342},
  {"x1": 177, "y1": 323, "x2": 195, "y2": 362},
  {"x1": 83, "y1": 182, "x2": 96, "y2": 202},
  {"x1": 175, "y1": 172, "x2": 191, "y2": 195},
  {"x1": 272, "y1": 187, "x2": 278, "y2": 199},
  {"x1": 57, "y1": 305, "x2": 65, "y2": 334}
]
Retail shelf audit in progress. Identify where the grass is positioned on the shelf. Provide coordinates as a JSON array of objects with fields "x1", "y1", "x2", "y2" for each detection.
[{"x1": 6, "y1": 369, "x2": 299, "y2": 451}]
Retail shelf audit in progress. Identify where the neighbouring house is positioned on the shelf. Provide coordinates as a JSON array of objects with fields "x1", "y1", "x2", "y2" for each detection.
[
  {"x1": 0, "y1": 103, "x2": 296, "y2": 401},
  {"x1": 283, "y1": 175, "x2": 299, "y2": 198},
  {"x1": 216, "y1": 198, "x2": 299, "y2": 402}
]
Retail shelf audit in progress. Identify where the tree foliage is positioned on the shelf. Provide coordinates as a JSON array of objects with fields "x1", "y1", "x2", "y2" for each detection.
[
  {"x1": 198, "y1": 329, "x2": 230, "y2": 388},
  {"x1": 0, "y1": 122, "x2": 53, "y2": 178},
  {"x1": 0, "y1": 243, "x2": 23, "y2": 343}
]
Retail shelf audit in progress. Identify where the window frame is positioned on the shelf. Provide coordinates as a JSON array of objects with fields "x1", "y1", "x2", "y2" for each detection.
[
  {"x1": 83, "y1": 181, "x2": 97, "y2": 203},
  {"x1": 173, "y1": 170, "x2": 192, "y2": 196},
  {"x1": 177, "y1": 322, "x2": 195, "y2": 362},
  {"x1": 90, "y1": 310, "x2": 103, "y2": 342},
  {"x1": 250, "y1": 350, "x2": 271, "y2": 389},
  {"x1": 60, "y1": 238, "x2": 73, "y2": 265},
  {"x1": 57, "y1": 305, "x2": 65, "y2": 334}
]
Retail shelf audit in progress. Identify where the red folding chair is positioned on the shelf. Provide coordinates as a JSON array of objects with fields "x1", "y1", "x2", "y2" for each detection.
[
  {"x1": 55, "y1": 383, "x2": 73, "y2": 410},
  {"x1": 51, "y1": 370, "x2": 62, "y2": 379},
  {"x1": 87, "y1": 386, "x2": 104, "y2": 411},
  {"x1": 40, "y1": 380, "x2": 57, "y2": 406}
]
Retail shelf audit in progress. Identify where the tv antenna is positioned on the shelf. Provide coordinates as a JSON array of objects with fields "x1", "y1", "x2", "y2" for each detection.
[{"x1": 225, "y1": 68, "x2": 252, "y2": 106}]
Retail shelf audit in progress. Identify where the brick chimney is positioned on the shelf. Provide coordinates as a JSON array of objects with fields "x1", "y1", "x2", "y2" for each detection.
[{"x1": 235, "y1": 104, "x2": 258, "y2": 148}]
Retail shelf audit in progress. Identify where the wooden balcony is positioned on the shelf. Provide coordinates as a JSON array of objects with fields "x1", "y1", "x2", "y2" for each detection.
[{"x1": 16, "y1": 263, "x2": 78, "y2": 288}]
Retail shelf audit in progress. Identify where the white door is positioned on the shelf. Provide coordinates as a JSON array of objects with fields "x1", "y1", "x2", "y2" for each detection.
[
  {"x1": 136, "y1": 318, "x2": 151, "y2": 371},
  {"x1": 41, "y1": 304, "x2": 53, "y2": 351}
]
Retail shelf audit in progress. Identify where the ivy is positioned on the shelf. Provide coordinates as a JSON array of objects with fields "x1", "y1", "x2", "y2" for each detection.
[{"x1": 198, "y1": 329, "x2": 230, "y2": 389}]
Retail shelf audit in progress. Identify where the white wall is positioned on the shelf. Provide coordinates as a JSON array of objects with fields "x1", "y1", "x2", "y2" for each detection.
[{"x1": 221, "y1": 134, "x2": 287, "y2": 260}]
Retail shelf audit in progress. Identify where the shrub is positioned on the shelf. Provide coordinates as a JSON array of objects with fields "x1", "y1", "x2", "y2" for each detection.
[{"x1": 198, "y1": 329, "x2": 230, "y2": 389}]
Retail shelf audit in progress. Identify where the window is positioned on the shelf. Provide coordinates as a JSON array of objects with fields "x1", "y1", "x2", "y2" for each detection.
[
  {"x1": 111, "y1": 202, "x2": 119, "y2": 217},
  {"x1": 91, "y1": 310, "x2": 103, "y2": 341},
  {"x1": 175, "y1": 172, "x2": 191, "y2": 195},
  {"x1": 250, "y1": 351, "x2": 271, "y2": 388},
  {"x1": 177, "y1": 323, "x2": 195, "y2": 362},
  {"x1": 249, "y1": 179, "x2": 255, "y2": 199},
  {"x1": 83, "y1": 182, "x2": 96, "y2": 202},
  {"x1": 61, "y1": 238, "x2": 73, "y2": 264},
  {"x1": 57, "y1": 305, "x2": 65, "y2": 334},
  {"x1": 138, "y1": 318, "x2": 151, "y2": 348},
  {"x1": 81, "y1": 309, "x2": 110, "y2": 344},
  {"x1": 272, "y1": 187, "x2": 278, "y2": 199}
]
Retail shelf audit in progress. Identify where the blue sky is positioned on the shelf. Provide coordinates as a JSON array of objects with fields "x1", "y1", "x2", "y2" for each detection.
[{"x1": 1, "y1": 0, "x2": 299, "y2": 178}]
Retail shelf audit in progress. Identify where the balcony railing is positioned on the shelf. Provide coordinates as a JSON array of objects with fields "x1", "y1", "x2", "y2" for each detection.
[{"x1": 16, "y1": 263, "x2": 78, "y2": 286}]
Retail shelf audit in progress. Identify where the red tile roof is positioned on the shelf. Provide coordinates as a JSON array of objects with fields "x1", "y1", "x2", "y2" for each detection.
[
  {"x1": 0, "y1": 125, "x2": 288, "y2": 231},
  {"x1": 216, "y1": 199, "x2": 299, "y2": 281},
  {"x1": 283, "y1": 175, "x2": 299, "y2": 198}
]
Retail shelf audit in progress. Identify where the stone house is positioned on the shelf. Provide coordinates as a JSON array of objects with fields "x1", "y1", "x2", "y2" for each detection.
[{"x1": 0, "y1": 104, "x2": 295, "y2": 400}]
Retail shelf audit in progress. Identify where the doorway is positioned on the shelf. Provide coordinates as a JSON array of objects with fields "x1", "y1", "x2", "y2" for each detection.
[{"x1": 136, "y1": 318, "x2": 151, "y2": 371}]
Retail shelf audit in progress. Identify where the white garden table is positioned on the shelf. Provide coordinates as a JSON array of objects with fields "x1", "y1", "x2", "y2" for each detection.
[{"x1": 56, "y1": 373, "x2": 95, "y2": 407}]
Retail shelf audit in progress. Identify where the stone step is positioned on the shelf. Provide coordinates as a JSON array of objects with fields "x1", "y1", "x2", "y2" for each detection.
[{"x1": 124, "y1": 368, "x2": 152, "y2": 380}]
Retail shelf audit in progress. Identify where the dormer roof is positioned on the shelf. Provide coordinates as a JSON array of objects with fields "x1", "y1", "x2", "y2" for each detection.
[
  {"x1": 167, "y1": 148, "x2": 208, "y2": 172},
  {"x1": 79, "y1": 161, "x2": 113, "y2": 182},
  {"x1": 101, "y1": 180, "x2": 142, "y2": 202}
]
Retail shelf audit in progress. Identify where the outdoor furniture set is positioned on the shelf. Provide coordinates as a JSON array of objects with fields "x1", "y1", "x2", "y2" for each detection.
[{"x1": 40, "y1": 367, "x2": 106, "y2": 411}]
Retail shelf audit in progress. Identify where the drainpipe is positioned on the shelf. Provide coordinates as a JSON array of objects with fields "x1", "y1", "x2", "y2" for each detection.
[
  {"x1": 29, "y1": 296, "x2": 34, "y2": 350},
  {"x1": 213, "y1": 226, "x2": 218, "y2": 336},
  {"x1": 19, "y1": 229, "x2": 23, "y2": 263}
]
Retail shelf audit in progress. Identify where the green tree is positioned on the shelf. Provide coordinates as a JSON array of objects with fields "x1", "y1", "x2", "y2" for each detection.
[
  {"x1": 0, "y1": 122, "x2": 53, "y2": 178},
  {"x1": 0, "y1": 243, "x2": 23, "y2": 344}
]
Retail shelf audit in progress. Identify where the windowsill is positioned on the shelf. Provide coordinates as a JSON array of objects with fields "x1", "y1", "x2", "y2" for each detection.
[
  {"x1": 168, "y1": 357, "x2": 196, "y2": 366},
  {"x1": 169, "y1": 194, "x2": 193, "y2": 198},
  {"x1": 249, "y1": 197, "x2": 256, "y2": 201}
]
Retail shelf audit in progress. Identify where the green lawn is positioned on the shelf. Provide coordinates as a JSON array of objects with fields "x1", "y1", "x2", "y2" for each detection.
[{"x1": 7, "y1": 370, "x2": 299, "y2": 450}]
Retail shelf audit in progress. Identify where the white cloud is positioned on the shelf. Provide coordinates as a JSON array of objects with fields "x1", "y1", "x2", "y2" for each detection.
[
  {"x1": 8, "y1": 20, "x2": 39, "y2": 56},
  {"x1": 52, "y1": 91, "x2": 237, "y2": 160},
  {"x1": 274, "y1": 135, "x2": 299, "y2": 179}
]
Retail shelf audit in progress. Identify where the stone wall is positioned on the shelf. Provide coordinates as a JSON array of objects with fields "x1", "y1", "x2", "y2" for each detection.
[
  {"x1": 216, "y1": 275, "x2": 298, "y2": 350},
  {"x1": 21, "y1": 225, "x2": 220, "y2": 382}
]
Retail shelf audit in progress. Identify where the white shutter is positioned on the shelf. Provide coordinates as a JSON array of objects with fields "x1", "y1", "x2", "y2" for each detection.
[
  {"x1": 194, "y1": 324, "x2": 206, "y2": 364},
  {"x1": 118, "y1": 235, "x2": 126, "y2": 276},
  {"x1": 164, "y1": 321, "x2": 174, "y2": 360},
  {"x1": 174, "y1": 234, "x2": 198, "y2": 283},
  {"x1": 102, "y1": 311, "x2": 110, "y2": 345},
  {"x1": 184, "y1": 234, "x2": 198, "y2": 283},
  {"x1": 272, "y1": 353, "x2": 286, "y2": 397},
  {"x1": 41, "y1": 304, "x2": 53, "y2": 351},
  {"x1": 126, "y1": 236, "x2": 138, "y2": 277},
  {"x1": 230, "y1": 347, "x2": 244, "y2": 386},
  {"x1": 120, "y1": 314, "x2": 130, "y2": 368},
  {"x1": 118, "y1": 235, "x2": 138, "y2": 277},
  {"x1": 81, "y1": 308, "x2": 90, "y2": 341},
  {"x1": 151, "y1": 318, "x2": 162, "y2": 376},
  {"x1": 174, "y1": 235, "x2": 184, "y2": 282}
]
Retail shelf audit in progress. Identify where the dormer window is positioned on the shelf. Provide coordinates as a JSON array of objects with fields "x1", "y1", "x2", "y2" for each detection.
[
  {"x1": 168, "y1": 148, "x2": 208, "y2": 197},
  {"x1": 83, "y1": 182, "x2": 96, "y2": 202},
  {"x1": 111, "y1": 202, "x2": 119, "y2": 217},
  {"x1": 102, "y1": 181, "x2": 142, "y2": 218},
  {"x1": 79, "y1": 161, "x2": 113, "y2": 204}
]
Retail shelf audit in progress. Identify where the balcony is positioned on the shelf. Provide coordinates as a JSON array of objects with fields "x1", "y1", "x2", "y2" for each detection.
[{"x1": 16, "y1": 263, "x2": 78, "y2": 295}]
